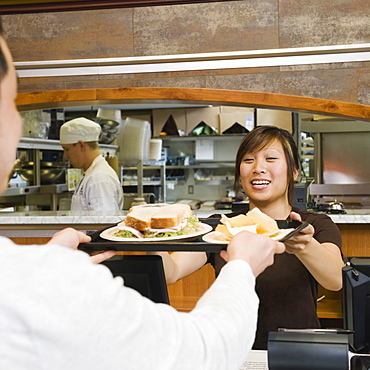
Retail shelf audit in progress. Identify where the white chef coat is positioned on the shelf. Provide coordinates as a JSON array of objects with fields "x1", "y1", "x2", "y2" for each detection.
[
  {"x1": 71, "y1": 155, "x2": 123, "y2": 211},
  {"x1": 0, "y1": 236, "x2": 259, "y2": 370}
]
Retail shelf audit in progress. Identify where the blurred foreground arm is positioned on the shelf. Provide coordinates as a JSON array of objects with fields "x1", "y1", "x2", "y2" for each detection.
[
  {"x1": 11, "y1": 228, "x2": 284, "y2": 369},
  {"x1": 47, "y1": 227, "x2": 116, "y2": 263},
  {"x1": 221, "y1": 230, "x2": 286, "y2": 276}
]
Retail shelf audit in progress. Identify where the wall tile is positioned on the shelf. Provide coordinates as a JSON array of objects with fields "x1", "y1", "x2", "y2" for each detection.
[
  {"x1": 134, "y1": 75, "x2": 208, "y2": 88},
  {"x1": 133, "y1": 0, "x2": 279, "y2": 56},
  {"x1": 279, "y1": 0, "x2": 370, "y2": 48},
  {"x1": 205, "y1": 69, "x2": 358, "y2": 102},
  {"x1": 358, "y1": 68, "x2": 370, "y2": 105},
  {"x1": 281, "y1": 62, "x2": 365, "y2": 72},
  {"x1": 3, "y1": 0, "x2": 369, "y2": 107},
  {"x1": 3, "y1": 8, "x2": 134, "y2": 61}
]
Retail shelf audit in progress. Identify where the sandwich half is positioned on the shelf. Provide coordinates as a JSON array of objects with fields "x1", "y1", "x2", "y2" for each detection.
[{"x1": 115, "y1": 203, "x2": 198, "y2": 238}]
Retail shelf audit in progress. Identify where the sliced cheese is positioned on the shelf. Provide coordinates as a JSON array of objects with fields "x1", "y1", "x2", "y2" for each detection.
[
  {"x1": 216, "y1": 207, "x2": 280, "y2": 239},
  {"x1": 245, "y1": 207, "x2": 279, "y2": 234},
  {"x1": 225, "y1": 222, "x2": 258, "y2": 236}
]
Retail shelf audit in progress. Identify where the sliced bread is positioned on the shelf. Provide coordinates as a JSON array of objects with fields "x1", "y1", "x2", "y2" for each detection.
[{"x1": 125, "y1": 203, "x2": 193, "y2": 231}]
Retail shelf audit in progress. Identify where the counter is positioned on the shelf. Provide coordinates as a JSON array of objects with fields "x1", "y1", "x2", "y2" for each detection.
[
  {"x1": 0, "y1": 208, "x2": 369, "y2": 320},
  {"x1": 0, "y1": 209, "x2": 369, "y2": 238}
]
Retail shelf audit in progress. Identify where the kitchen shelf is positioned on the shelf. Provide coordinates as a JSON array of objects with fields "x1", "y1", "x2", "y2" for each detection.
[
  {"x1": 194, "y1": 179, "x2": 233, "y2": 185},
  {"x1": 2, "y1": 185, "x2": 41, "y2": 197},
  {"x1": 18, "y1": 137, "x2": 118, "y2": 156},
  {"x1": 8, "y1": 138, "x2": 118, "y2": 210},
  {"x1": 158, "y1": 134, "x2": 245, "y2": 142},
  {"x1": 122, "y1": 165, "x2": 164, "y2": 171},
  {"x1": 122, "y1": 180, "x2": 177, "y2": 187},
  {"x1": 166, "y1": 163, "x2": 234, "y2": 169},
  {"x1": 121, "y1": 161, "x2": 166, "y2": 202},
  {"x1": 18, "y1": 137, "x2": 63, "y2": 151}
]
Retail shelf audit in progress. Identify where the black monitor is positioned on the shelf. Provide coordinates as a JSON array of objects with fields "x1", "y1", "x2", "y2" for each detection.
[
  {"x1": 101, "y1": 255, "x2": 170, "y2": 304},
  {"x1": 342, "y1": 257, "x2": 370, "y2": 353}
]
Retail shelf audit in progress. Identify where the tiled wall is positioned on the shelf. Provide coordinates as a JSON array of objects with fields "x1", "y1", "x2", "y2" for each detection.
[{"x1": 3, "y1": 0, "x2": 370, "y2": 105}]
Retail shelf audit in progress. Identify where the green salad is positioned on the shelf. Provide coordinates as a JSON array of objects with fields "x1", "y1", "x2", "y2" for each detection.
[{"x1": 114, "y1": 215, "x2": 200, "y2": 238}]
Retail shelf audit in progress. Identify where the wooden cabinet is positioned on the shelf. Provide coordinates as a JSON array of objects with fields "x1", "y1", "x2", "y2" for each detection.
[
  {"x1": 169, "y1": 223, "x2": 370, "y2": 321},
  {"x1": 8, "y1": 222, "x2": 370, "y2": 323},
  {"x1": 11, "y1": 224, "x2": 370, "y2": 320}
]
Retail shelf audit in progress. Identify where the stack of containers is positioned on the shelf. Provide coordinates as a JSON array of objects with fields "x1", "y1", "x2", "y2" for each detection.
[{"x1": 116, "y1": 117, "x2": 151, "y2": 165}]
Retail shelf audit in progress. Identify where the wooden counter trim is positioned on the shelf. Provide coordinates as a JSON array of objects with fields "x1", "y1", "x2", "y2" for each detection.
[{"x1": 16, "y1": 87, "x2": 370, "y2": 121}]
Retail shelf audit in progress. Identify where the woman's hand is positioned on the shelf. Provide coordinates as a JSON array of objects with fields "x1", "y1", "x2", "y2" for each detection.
[
  {"x1": 284, "y1": 212, "x2": 344, "y2": 291},
  {"x1": 48, "y1": 228, "x2": 116, "y2": 264},
  {"x1": 283, "y1": 212, "x2": 314, "y2": 255}
]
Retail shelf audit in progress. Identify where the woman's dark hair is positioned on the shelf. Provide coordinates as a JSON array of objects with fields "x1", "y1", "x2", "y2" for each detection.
[
  {"x1": 0, "y1": 16, "x2": 9, "y2": 82},
  {"x1": 234, "y1": 125, "x2": 300, "y2": 206}
]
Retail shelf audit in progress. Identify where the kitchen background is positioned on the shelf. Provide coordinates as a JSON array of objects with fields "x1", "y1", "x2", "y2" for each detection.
[{"x1": 1, "y1": 0, "x2": 370, "y2": 211}]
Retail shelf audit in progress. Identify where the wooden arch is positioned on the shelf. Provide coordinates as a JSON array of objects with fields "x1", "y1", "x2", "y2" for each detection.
[{"x1": 16, "y1": 87, "x2": 370, "y2": 122}]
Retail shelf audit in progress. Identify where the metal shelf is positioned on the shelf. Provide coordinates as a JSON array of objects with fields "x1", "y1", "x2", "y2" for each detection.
[
  {"x1": 122, "y1": 181, "x2": 165, "y2": 186},
  {"x1": 2, "y1": 185, "x2": 41, "y2": 197},
  {"x1": 158, "y1": 134, "x2": 245, "y2": 142},
  {"x1": 18, "y1": 137, "x2": 118, "y2": 154},
  {"x1": 121, "y1": 161, "x2": 166, "y2": 202},
  {"x1": 18, "y1": 137, "x2": 63, "y2": 151},
  {"x1": 123, "y1": 165, "x2": 164, "y2": 170},
  {"x1": 195, "y1": 179, "x2": 233, "y2": 185}
]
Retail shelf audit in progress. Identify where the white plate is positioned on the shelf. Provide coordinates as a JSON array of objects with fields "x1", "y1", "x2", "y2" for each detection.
[
  {"x1": 202, "y1": 228, "x2": 295, "y2": 244},
  {"x1": 100, "y1": 222, "x2": 213, "y2": 242}
]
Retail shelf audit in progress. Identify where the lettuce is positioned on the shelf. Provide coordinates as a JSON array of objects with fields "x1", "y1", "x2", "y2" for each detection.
[{"x1": 114, "y1": 215, "x2": 200, "y2": 239}]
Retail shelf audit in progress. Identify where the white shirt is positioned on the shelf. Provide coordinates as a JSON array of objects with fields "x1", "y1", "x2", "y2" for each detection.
[
  {"x1": 0, "y1": 236, "x2": 259, "y2": 370},
  {"x1": 71, "y1": 155, "x2": 123, "y2": 211}
]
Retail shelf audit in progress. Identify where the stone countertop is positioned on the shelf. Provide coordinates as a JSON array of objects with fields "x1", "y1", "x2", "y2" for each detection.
[
  {"x1": 317, "y1": 209, "x2": 370, "y2": 224},
  {"x1": 0, "y1": 210, "x2": 127, "y2": 226},
  {"x1": 0, "y1": 209, "x2": 369, "y2": 225}
]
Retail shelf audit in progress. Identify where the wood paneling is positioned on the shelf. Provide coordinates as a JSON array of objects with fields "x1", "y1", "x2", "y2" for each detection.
[
  {"x1": 168, "y1": 224, "x2": 370, "y2": 317},
  {"x1": 9, "y1": 222, "x2": 370, "y2": 320},
  {"x1": 16, "y1": 87, "x2": 370, "y2": 121},
  {"x1": 339, "y1": 224, "x2": 370, "y2": 257}
]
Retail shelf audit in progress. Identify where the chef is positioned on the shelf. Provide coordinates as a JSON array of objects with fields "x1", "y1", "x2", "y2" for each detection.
[{"x1": 60, "y1": 117, "x2": 124, "y2": 211}]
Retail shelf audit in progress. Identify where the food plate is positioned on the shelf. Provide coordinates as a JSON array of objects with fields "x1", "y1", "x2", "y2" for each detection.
[
  {"x1": 202, "y1": 220, "x2": 309, "y2": 244},
  {"x1": 100, "y1": 222, "x2": 213, "y2": 242}
]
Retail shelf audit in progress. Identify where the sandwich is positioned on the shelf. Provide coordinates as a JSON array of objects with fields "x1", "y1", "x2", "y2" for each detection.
[
  {"x1": 215, "y1": 207, "x2": 288, "y2": 241},
  {"x1": 114, "y1": 203, "x2": 199, "y2": 238}
]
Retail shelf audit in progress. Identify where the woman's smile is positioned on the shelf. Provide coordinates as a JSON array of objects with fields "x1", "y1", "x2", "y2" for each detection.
[{"x1": 251, "y1": 178, "x2": 271, "y2": 189}]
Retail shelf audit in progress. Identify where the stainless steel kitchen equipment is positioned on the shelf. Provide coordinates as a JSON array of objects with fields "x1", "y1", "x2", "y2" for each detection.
[
  {"x1": 96, "y1": 108, "x2": 121, "y2": 144},
  {"x1": 1, "y1": 137, "x2": 118, "y2": 211},
  {"x1": 302, "y1": 119, "x2": 370, "y2": 209},
  {"x1": 14, "y1": 161, "x2": 67, "y2": 185}
]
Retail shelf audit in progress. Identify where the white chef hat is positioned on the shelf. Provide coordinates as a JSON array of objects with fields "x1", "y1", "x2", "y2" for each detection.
[{"x1": 60, "y1": 117, "x2": 101, "y2": 144}]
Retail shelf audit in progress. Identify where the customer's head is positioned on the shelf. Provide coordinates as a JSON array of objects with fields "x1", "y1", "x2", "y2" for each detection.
[
  {"x1": 234, "y1": 125, "x2": 300, "y2": 206},
  {"x1": 0, "y1": 17, "x2": 23, "y2": 194},
  {"x1": 60, "y1": 117, "x2": 101, "y2": 169}
]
